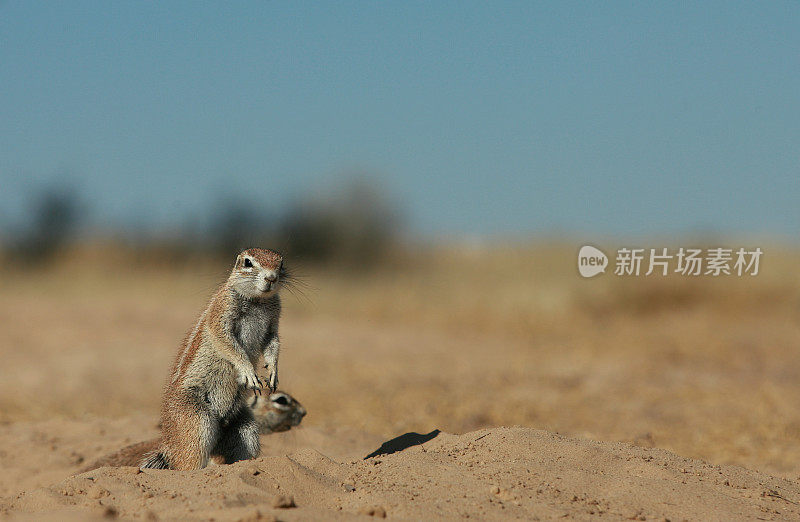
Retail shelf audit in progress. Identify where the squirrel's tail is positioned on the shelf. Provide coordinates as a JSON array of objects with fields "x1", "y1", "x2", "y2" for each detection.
[
  {"x1": 79, "y1": 438, "x2": 160, "y2": 473},
  {"x1": 139, "y1": 450, "x2": 170, "y2": 470}
]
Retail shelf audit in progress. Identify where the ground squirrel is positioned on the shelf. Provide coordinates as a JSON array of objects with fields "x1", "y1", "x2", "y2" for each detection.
[
  {"x1": 250, "y1": 390, "x2": 306, "y2": 434},
  {"x1": 141, "y1": 248, "x2": 289, "y2": 470},
  {"x1": 81, "y1": 391, "x2": 306, "y2": 472}
]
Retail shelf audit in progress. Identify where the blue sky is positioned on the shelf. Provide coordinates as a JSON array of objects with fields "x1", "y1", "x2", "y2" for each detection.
[{"x1": 1, "y1": 1, "x2": 798, "y2": 238}]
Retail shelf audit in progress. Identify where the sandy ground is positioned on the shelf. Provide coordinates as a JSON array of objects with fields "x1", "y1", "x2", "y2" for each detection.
[
  {"x1": 4, "y1": 425, "x2": 800, "y2": 520},
  {"x1": 0, "y1": 246, "x2": 799, "y2": 519}
]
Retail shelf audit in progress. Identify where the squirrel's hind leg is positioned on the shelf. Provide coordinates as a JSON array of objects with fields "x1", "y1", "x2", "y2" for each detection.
[{"x1": 153, "y1": 407, "x2": 218, "y2": 470}]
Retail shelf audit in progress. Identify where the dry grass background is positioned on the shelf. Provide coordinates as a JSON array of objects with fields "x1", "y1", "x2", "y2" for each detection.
[{"x1": 1, "y1": 242, "x2": 798, "y2": 479}]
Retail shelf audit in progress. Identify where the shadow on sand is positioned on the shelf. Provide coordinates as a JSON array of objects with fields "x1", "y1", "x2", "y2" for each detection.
[{"x1": 364, "y1": 429, "x2": 441, "y2": 459}]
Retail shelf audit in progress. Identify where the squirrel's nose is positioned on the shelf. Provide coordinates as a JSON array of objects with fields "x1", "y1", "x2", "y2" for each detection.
[{"x1": 265, "y1": 273, "x2": 277, "y2": 282}]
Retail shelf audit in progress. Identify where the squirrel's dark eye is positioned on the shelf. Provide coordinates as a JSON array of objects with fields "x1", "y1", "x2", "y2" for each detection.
[
  {"x1": 243, "y1": 258, "x2": 253, "y2": 268},
  {"x1": 273, "y1": 395, "x2": 289, "y2": 406}
]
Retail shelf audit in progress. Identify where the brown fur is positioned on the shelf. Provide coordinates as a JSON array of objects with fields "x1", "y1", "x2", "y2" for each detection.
[
  {"x1": 81, "y1": 439, "x2": 160, "y2": 471},
  {"x1": 140, "y1": 248, "x2": 285, "y2": 471},
  {"x1": 80, "y1": 390, "x2": 305, "y2": 473}
]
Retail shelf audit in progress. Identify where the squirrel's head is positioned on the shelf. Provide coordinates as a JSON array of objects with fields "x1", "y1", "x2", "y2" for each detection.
[
  {"x1": 251, "y1": 391, "x2": 307, "y2": 433},
  {"x1": 230, "y1": 248, "x2": 286, "y2": 299}
]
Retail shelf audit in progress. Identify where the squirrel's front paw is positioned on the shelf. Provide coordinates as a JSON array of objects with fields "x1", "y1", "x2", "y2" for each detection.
[
  {"x1": 237, "y1": 367, "x2": 264, "y2": 394},
  {"x1": 264, "y1": 365, "x2": 278, "y2": 393}
]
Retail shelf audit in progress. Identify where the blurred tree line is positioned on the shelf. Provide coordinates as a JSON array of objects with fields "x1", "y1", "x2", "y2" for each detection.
[{"x1": 2, "y1": 177, "x2": 402, "y2": 269}]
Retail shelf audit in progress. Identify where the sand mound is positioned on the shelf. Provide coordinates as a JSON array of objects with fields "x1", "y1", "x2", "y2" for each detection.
[{"x1": 3, "y1": 426, "x2": 799, "y2": 520}]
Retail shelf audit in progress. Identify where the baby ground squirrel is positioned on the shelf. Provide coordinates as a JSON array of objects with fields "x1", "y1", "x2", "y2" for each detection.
[
  {"x1": 250, "y1": 390, "x2": 307, "y2": 434},
  {"x1": 81, "y1": 391, "x2": 306, "y2": 472},
  {"x1": 141, "y1": 248, "x2": 288, "y2": 470}
]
